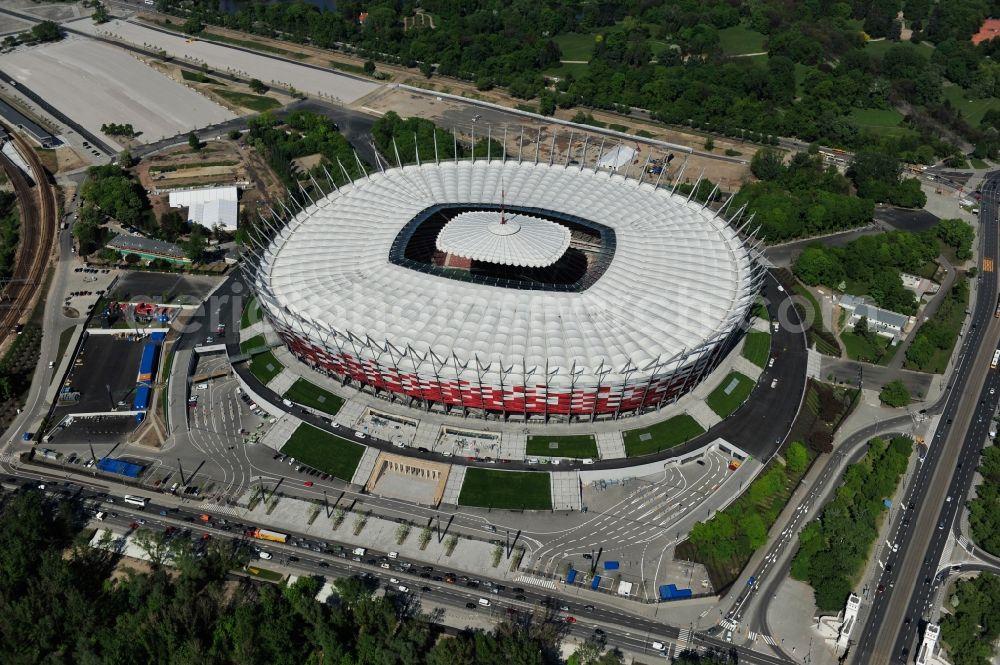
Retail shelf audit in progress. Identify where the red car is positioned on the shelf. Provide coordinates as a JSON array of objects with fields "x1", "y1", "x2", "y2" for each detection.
[
  {"x1": 129, "y1": 522, "x2": 139, "y2": 529},
  {"x1": 304, "y1": 481, "x2": 314, "y2": 487},
  {"x1": 565, "y1": 616, "x2": 576, "y2": 624},
  {"x1": 201, "y1": 533, "x2": 211, "y2": 541}
]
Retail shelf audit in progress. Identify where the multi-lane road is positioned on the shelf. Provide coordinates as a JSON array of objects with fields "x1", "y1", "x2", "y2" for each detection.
[{"x1": 851, "y1": 173, "x2": 1000, "y2": 663}]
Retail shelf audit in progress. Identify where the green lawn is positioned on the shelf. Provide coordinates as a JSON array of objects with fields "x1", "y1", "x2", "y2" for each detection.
[
  {"x1": 742, "y1": 331, "x2": 772, "y2": 368},
  {"x1": 841, "y1": 331, "x2": 890, "y2": 363},
  {"x1": 706, "y1": 372, "x2": 755, "y2": 418},
  {"x1": 553, "y1": 32, "x2": 596, "y2": 61},
  {"x1": 942, "y1": 85, "x2": 1000, "y2": 127},
  {"x1": 280, "y1": 423, "x2": 365, "y2": 481},
  {"x1": 971, "y1": 157, "x2": 990, "y2": 169},
  {"x1": 792, "y1": 282, "x2": 841, "y2": 356},
  {"x1": 526, "y1": 434, "x2": 598, "y2": 459},
  {"x1": 458, "y1": 468, "x2": 552, "y2": 510},
  {"x1": 180, "y1": 69, "x2": 222, "y2": 85},
  {"x1": 849, "y1": 108, "x2": 914, "y2": 138},
  {"x1": 623, "y1": 414, "x2": 706, "y2": 457},
  {"x1": 543, "y1": 61, "x2": 591, "y2": 79},
  {"x1": 240, "y1": 334, "x2": 265, "y2": 354},
  {"x1": 864, "y1": 39, "x2": 934, "y2": 59},
  {"x1": 283, "y1": 378, "x2": 344, "y2": 416},
  {"x1": 718, "y1": 24, "x2": 766, "y2": 55},
  {"x1": 248, "y1": 350, "x2": 283, "y2": 385},
  {"x1": 211, "y1": 88, "x2": 281, "y2": 112},
  {"x1": 241, "y1": 296, "x2": 260, "y2": 329}
]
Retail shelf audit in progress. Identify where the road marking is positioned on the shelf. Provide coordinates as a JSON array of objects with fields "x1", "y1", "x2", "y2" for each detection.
[{"x1": 984, "y1": 258, "x2": 994, "y2": 272}]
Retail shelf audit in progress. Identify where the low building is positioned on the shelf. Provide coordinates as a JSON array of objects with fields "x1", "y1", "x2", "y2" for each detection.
[
  {"x1": 839, "y1": 295, "x2": 911, "y2": 342},
  {"x1": 168, "y1": 185, "x2": 239, "y2": 231},
  {"x1": 972, "y1": 18, "x2": 1000, "y2": 45},
  {"x1": 107, "y1": 233, "x2": 192, "y2": 265}
]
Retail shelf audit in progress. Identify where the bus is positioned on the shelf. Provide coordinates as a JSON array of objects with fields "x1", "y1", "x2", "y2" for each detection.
[
  {"x1": 252, "y1": 528, "x2": 288, "y2": 544},
  {"x1": 992, "y1": 350, "x2": 999, "y2": 370},
  {"x1": 122, "y1": 495, "x2": 148, "y2": 508}
]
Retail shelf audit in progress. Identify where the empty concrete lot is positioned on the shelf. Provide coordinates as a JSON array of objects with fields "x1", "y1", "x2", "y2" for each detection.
[
  {"x1": 0, "y1": 36, "x2": 236, "y2": 149},
  {"x1": 74, "y1": 18, "x2": 382, "y2": 105}
]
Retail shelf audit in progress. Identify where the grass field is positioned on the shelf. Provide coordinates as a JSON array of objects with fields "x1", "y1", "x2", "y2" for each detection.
[
  {"x1": 718, "y1": 24, "x2": 766, "y2": 55},
  {"x1": 543, "y1": 61, "x2": 591, "y2": 79},
  {"x1": 904, "y1": 277, "x2": 968, "y2": 374},
  {"x1": 942, "y1": 85, "x2": 1000, "y2": 127},
  {"x1": 553, "y1": 32, "x2": 596, "y2": 61},
  {"x1": 971, "y1": 157, "x2": 990, "y2": 169},
  {"x1": 240, "y1": 334, "x2": 265, "y2": 354},
  {"x1": 181, "y1": 69, "x2": 222, "y2": 85},
  {"x1": 458, "y1": 468, "x2": 552, "y2": 510},
  {"x1": 248, "y1": 350, "x2": 283, "y2": 385},
  {"x1": 211, "y1": 88, "x2": 280, "y2": 112},
  {"x1": 280, "y1": 423, "x2": 365, "y2": 481},
  {"x1": 526, "y1": 434, "x2": 598, "y2": 458},
  {"x1": 864, "y1": 39, "x2": 934, "y2": 59},
  {"x1": 241, "y1": 296, "x2": 260, "y2": 329},
  {"x1": 849, "y1": 108, "x2": 913, "y2": 138},
  {"x1": 706, "y1": 372, "x2": 755, "y2": 418},
  {"x1": 623, "y1": 414, "x2": 706, "y2": 457},
  {"x1": 283, "y1": 378, "x2": 344, "y2": 416},
  {"x1": 791, "y1": 282, "x2": 840, "y2": 356},
  {"x1": 742, "y1": 331, "x2": 771, "y2": 368},
  {"x1": 841, "y1": 331, "x2": 890, "y2": 363}
]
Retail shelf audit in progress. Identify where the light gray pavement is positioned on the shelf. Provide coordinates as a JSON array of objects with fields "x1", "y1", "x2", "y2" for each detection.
[
  {"x1": 349, "y1": 446, "x2": 380, "y2": 487},
  {"x1": 266, "y1": 368, "x2": 298, "y2": 396},
  {"x1": 596, "y1": 432, "x2": 626, "y2": 460},
  {"x1": 551, "y1": 471, "x2": 582, "y2": 511},
  {"x1": 439, "y1": 466, "x2": 466, "y2": 506}
]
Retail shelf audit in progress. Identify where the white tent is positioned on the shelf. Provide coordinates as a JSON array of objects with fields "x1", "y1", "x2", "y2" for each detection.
[{"x1": 597, "y1": 145, "x2": 637, "y2": 170}]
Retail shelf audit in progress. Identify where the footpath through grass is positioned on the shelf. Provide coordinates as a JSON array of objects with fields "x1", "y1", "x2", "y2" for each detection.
[
  {"x1": 526, "y1": 434, "x2": 597, "y2": 458},
  {"x1": 283, "y1": 378, "x2": 343, "y2": 416},
  {"x1": 623, "y1": 414, "x2": 705, "y2": 457},
  {"x1": 280, "y1": 423, "x2": 365, "y2": 481},
  {"x1": 741, "y1": 331, "x2": 771, "y2": 368},
  {"x1": 458, "y1": 468, "x2": 552, "y2": 510},
  {"x1": 706, "y1": 372, "x2": 755, "y2": 418}
]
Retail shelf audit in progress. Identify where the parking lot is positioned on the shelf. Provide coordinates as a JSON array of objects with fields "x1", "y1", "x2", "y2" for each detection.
[
  {"x1": 112, "y1": 272, "x2": 222, "y2": 305},
  {"x1": 51, "y1": 333, "x2": 149, "y2": 416},
  {"x1": 0, "y1": 36, "x2": 236, "y2": 149}
]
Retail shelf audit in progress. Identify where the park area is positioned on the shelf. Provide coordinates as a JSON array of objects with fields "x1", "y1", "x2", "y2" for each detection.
[
  {"x1": 0, "y1": 36, "x2": 234, "y2": 150},
  {"x1": 458, "y1": 468, "x2": 552, "y2": 510},
  {"x1": 280, "y1": 423, "x2": 365, "y2": 481},
  {"x1": 526, "y1": 434, "x2": 597, "y2": 459},
  {"x1": 622, "y1": 414, "x2": 705, "y2": 457},
  {"x1": 283, "y1": 378, "x2": 343, "y2": 416},
  {"x1": 706, "y1": 372, "x2": 755, "y2": 418},
  {"x1": 248, "y1": 350, "x2": 283, "y2": 385}
]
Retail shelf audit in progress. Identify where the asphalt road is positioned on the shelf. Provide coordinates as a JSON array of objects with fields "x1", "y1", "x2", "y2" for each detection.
[
  {"x1": 853, "y1": 171, "x2": 1000, "y2": 664},
  {"x1": 8, "y1": 471, "x2": 792, "y2": 665}
]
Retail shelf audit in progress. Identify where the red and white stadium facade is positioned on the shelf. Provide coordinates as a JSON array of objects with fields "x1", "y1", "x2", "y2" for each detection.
[{"x1": 249, "y1": 154, "x2": 763, "y2": 421}]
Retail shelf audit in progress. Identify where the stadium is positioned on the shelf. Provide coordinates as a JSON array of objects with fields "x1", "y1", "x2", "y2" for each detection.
[{"x1": 249, "y1": 156, "x2": 763, "y2": 421}]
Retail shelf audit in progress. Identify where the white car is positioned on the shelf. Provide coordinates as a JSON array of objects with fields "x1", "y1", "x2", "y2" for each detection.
[
  {"x1": 767, "y1": 358, "x2": 775, "y2": 368},
  {"x1": 258, "y1": 551, "x2": 272, "y2": 560},
  {"x1": 651, "y1": 642, "x2": 666, "y2": 652},
  {"x1": 771, "y1": 379, "x2": 779, "y2": 388},
  {"x1": 991, "y1": 388, "x2": 996, "y2": 395},
  {"x1": 390, "y1": 577, "x2": 400, "y2": 584},
  {"x1": 397, "y1": 585, "x2": 409, "y2": 593}
]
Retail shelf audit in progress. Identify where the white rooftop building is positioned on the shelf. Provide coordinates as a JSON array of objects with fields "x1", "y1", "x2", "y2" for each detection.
[{"x1": 169, "y1": 185, "x2": 239, "y2": 231}]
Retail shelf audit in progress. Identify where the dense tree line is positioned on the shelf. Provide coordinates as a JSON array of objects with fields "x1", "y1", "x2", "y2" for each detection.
[
  {"x1": 0, "y1": 489, "x2": 626, "y2": 665},
  {"x1": 75, "y1": 164, "x2": 151, "y2": 255},
  {"x1": 936, "y1": 218, "x2": 976, "y2": 261},
  {"x1": 100, "y1": 123, "x2": 136, "y2": 139},
  {"x1": 846, "y1": 152, "x2": 926, "y2": 208},
  {"x1": 683, "y1": 442, "x2": 810, "y2": 585},
  {"x1": 793, "y1": 231, "x2": 939, "y2": 314},
  {"x1": 0, "y1": 323, "x2": 40, "y2": 406},
  {"x1": 153, "y1": 0, "x2": 1000, "y2": 161},
  {"x1": 968, "y1": 443, "x2": 1000, "y2": 557},
  {"x1": 940, "y1": 573, "x2": 1000, "y2": 665},
  {"x1": 735, "y1": 151, "x2": 872, "y2": 242},
  {"x1": 0, "y1": 192, "x2": 19, "y2": 282},
  {"x1": 791, "y1": 436, "x2": 912, "y2": 611}
]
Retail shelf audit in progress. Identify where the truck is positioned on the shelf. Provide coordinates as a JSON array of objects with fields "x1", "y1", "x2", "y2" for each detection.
[
  {"x1": 252, "y1": 528, "x2": 289, "y2": 543},
  {"x1": 352, "y1": 547, "x2": 367, "y2": 556},
  {"x1": 282, "y1": 398, "x2": 293, "y2": 408}
]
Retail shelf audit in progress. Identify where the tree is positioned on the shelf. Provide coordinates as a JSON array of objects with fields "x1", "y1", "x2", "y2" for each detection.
[
  {"x1": 181, "y1": 16, "x2": 203, "y2": 34},
  {"x1": 183, "y1": 226, "x2": 207, "y2": 262},
  {"x1": 188, "y1": 132, "x2": 202, "y2": 151},
  {"x1": 227, "y1": 129, "x2": 241, "y2": 140},
  {"x1": 248, "y1": 78, "x2": 267, "y2": 94},
  {"x1": 786, "y1": 441, "x2": 810, "y2": 474},
  {"x1": 879, "y1": 380, "x2": 910, "y2": 407},
  {"x1": 29, "y1": 21, "x2": 61, "y2": 43},
  {"x1": 750, "y1": 149, "x2": 785, "y2": 181},
  {"x1": 363, "y1": 60, "x2": 376, "y2": 75},
  {"x1": 704, "y1": 137, "x2": 715, "y2": 151},
  {"x1": 92, "y1": 2, "x2": 110, "y2": 24},
  {"x1": 854, "y1": 315, "x2": 870, "y2": 339}
]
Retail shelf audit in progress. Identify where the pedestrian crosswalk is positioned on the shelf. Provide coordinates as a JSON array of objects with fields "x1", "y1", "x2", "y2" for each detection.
[
  {"x1": 210, "y1": 503, "x2": 243, "y2": 517},
  {"x1": 746, "y1": 631, "x2": 779, "y2": 646},
  {"x1": 719, "y1": 618, "x2": 739, "y2": 631},
  {"x1": 514, "y1": 574, "x2": 556, "y2": 589},
  {"x1": 677, "y1": 627, "x2": 692, "y2": 644}
]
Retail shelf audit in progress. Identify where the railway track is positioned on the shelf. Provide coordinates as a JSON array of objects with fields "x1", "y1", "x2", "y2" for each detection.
[{"x1": 0, "y1": 123, "x2": 56, "y2": 342}]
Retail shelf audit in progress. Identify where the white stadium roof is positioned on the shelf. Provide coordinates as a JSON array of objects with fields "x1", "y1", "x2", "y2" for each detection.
[
  {"x1": 260, "y1": 161, "x2": 755, "y2": 387},
  {"x1": 436, "y1": 210, "x2": 572, "y2": 267}
]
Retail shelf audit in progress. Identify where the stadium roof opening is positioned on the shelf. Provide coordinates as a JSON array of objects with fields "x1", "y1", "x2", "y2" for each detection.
[{"x1": 436, "y1": 210, "x2": 571, "y2": 267}]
